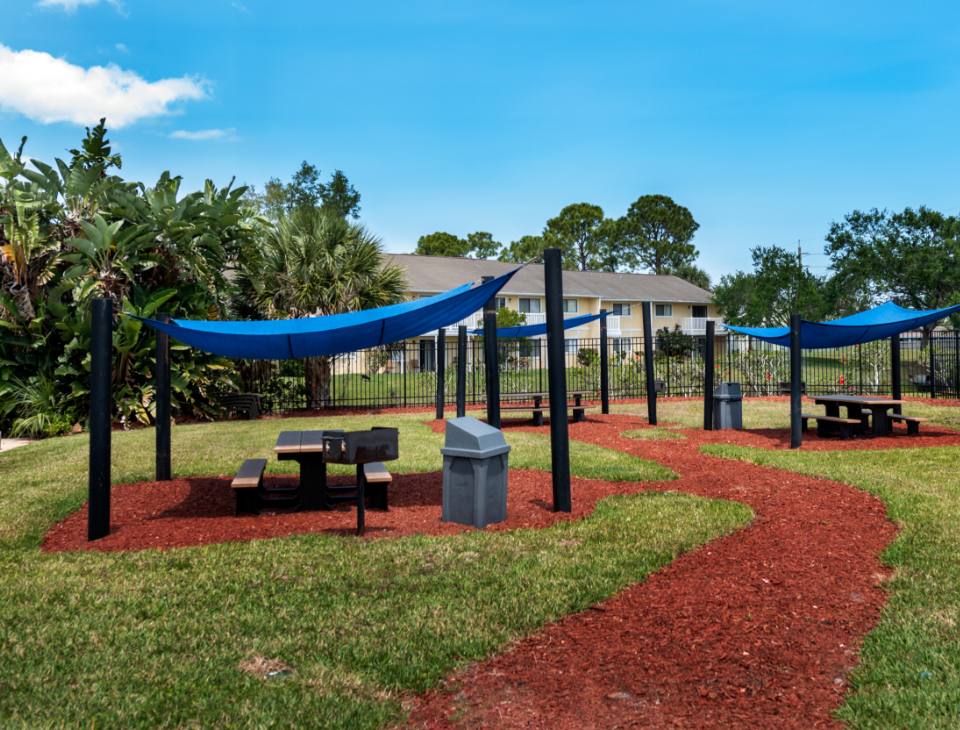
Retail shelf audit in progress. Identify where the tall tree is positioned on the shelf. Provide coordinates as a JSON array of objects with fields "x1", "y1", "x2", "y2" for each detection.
[
  {"x1": 713, "y1": 245, "x2": 828, "y2": 326},
  {"x1": 498, "y1": 234, "x2": 549, "y2": 264},
  {"x1": 543, "y1": 203, "x2": 605, "y2": 271},
  {"x1": 254, "y1": 162, "x2": 361, "y2": 219},
  {"x1": 667, "y1": 261, "x2": 711, "y2": 291},
  {"x1": 415, "y1": 231, "x2": 470, "y2": 257},
  {"x1": 465, "y1": 231, "x2": 501, "y2": 259},
  {"x1": 619, "y1": 194, "x2": 699, "y2": 274},
  {"x1": 825, "y1": 207, "x2": 960, "y2": 315}
]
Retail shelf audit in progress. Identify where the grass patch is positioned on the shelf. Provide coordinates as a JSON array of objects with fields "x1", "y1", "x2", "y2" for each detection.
[
  {"x1": 622, "y1": 427, "x2": 686, "y2": 441},
  {"x1": 704, "y1": 442, "x2": 960, "y2": 728},
  {"x1": 0, "y1": 415, "x2": 739, "y2": 728}
]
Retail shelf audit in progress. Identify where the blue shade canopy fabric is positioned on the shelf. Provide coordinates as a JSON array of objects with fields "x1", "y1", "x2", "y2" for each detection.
[
  {"x1": 138, "y1": 268, "x2": 519, "y2": 359},
  {"x1": 725, "y1": 301, "x2": 960, "y2": 349},
  {"x1": 470, "y1": 311, "x2": 607, "y2": 338}
]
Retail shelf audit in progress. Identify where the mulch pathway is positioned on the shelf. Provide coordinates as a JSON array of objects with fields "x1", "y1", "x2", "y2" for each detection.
[
  {"x1": 406, "y1": 414, "x2": 912, "y2": 728},
  {"x1": 42, "y1": 411, "x2": 960, "y2": 727},
  {"x1": 42, "y1": 469, "x2": 644, "y2": 553}
]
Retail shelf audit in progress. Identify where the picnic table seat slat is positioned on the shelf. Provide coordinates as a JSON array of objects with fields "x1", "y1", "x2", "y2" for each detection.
[
  {"x1": 888, "y1": 413, "x2": 928, "y2": 435},
  {"x1": 231, "y1": 458, "x2": 268, "y2": 515}
]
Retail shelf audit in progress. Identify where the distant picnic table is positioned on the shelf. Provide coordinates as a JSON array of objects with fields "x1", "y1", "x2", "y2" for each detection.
[
  {"x1": 804, "y1": 394, "x2": 925, "y2": 438},
  {"x1": 500, "y1": 391, "x2": 588, "y2": 425}
]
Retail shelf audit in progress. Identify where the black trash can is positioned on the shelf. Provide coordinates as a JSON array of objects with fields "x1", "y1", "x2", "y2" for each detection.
[{"x1": 713, "y1": 382, "x2": 743, "y2": 430}]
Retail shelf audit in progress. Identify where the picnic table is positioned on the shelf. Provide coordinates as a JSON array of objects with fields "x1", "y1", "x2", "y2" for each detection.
[
  {"x1": 274, "y1": 430, "x2": 338, "y2": 510},
  {"x1": 501, "y1": 391, "x2": 588, "y2": 425},
  {"x1": 811, "y1": 395, "x2": 905, "y2": 436}
]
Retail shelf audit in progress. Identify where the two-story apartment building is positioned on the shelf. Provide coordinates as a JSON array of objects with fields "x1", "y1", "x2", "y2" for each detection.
[
  {"x1": 387, "y1": 253, "x2": 720, "y2": 337},
  {"x1": 380, "y1": 254, "x2": 721, "y2": 368}
]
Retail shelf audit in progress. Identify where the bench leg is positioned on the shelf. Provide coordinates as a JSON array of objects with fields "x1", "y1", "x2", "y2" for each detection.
[
  {"x1": 366, "y1": 482, "x2": 389, "y2": 510},
  {"x1": 801, "y1": 418, "x2": 809, "y2": 433},
  {"x1": 236, "y1": 489, "x2": 259, "y2": 515},
  {"x1": 574, "y1": 408, "x2": 585, "y2": 423},
  {"x1": 532, "y1": 410, "x2": 544, "y2": 426},
  {"x1": 908, "y1": 421, "x2": 920, "y2": 435}
]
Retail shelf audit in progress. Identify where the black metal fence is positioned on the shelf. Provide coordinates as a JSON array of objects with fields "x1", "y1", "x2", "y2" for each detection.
[{"x1": 235, "y1": 331, "x2": 960, "y2": 414}]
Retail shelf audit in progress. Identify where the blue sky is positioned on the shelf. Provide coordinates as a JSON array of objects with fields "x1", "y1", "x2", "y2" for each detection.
[{"x1": 3, "y1": 1, "x2": 959, "y2": 280}]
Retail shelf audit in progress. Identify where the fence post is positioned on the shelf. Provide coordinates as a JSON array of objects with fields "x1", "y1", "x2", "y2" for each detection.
[
  {"x1": 790, "y1": 313, "x2": 802, "y2": 449},
  {"x1": 435, "y1": 328, "x2": 446, "y2": 419},
  {"x1": 155, "y1": 312, "x2": 171, "y2": 481},
  {"x1": 481, "y1": 277, "x2": 500, "y2": 427},
  {"x1": 544, "y1": 248, "x2": 571, "y2": 512},
  {"x1": 456, "y1": 325, "x2": 467, "y2": 417},
  {"x1": 88, "y1": 297, "x2": 113, "y2": 541},
  {"x1": 930, "y1": 335, "x2": 937, "y2": 399},
  {"x1": 857, "y1": 343, "x2": 864, "y2": 395},
  {"x1": 402, "y1": 345, "x2": 408, "y2": 407},
  {"x1": 642, "y1": 301, "x2": 657, "y2": 425},
  {"x1": 599, "y1": 309, "x2": 610, "y2": 414},
  {"x1": 704, "y1": 320, "x2": 715, "y2": 430}
]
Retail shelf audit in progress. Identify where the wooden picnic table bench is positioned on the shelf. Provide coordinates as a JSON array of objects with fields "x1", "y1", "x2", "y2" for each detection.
[
  {"x1": 812, "y1": 395, "x2": 906, "y2": 436},
  {"x1": 500, "y1": 391, "x2": 588, "y2": 425}
]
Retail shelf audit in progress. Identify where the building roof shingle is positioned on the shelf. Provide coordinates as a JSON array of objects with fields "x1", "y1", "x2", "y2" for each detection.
[{"x1": 385, "y1": 254, "x2": 712, "y2": 304}]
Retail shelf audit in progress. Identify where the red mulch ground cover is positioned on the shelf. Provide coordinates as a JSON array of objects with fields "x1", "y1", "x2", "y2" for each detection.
[
  {"x1": 41, "y1": 469, "x2": 645, "y2": 554},
  {"x1": 407, "y1": 414, "x2": 904, "y2": 729}
]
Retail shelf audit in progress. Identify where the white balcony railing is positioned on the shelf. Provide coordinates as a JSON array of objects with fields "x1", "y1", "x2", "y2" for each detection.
[{"x1": 680, "y1": 317, "x2": 724, "y2": 335}]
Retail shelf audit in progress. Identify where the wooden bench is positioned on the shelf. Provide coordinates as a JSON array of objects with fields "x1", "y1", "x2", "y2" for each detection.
[
  {"x1": 888, "y1": 413, "x2": 928, "y2": 435},
  {"x1": 801, "y1": 413, "x2": 861, "y2": 439},
  {"x1": 221, "y1": 393, "x2": 261, "y2": 420},
  {"x1": 231, "y1": 458, "x2": 267, "y2": 514}
]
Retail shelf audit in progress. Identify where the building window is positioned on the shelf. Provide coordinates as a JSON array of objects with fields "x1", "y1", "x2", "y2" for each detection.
[
  {"x1": 655, "y1": 303, "x2": 672, "y2": 317},
  {"x1": 611, "y1": 337, "x2": 630, "y2": 356},
  {"x1": 692, "y1": 305, "x2": 708, "y2": 318},
  {"x1": 419, "y1": 339, "x2": 436, "y2": 372},
  {"x1": 565, "y1": 338, "x2": 579, "y2": 354},
  {"x1": 518, "y1": 298, "x2": 541, "y2": 314},
  {"x1": 495, "y1": 297, "x2": 507, "y2": 310},
  {"x1": 563, "y1": 298, "x2": 578, "y2": 313},
  {"x1": 519, "y1": 339, "x2": 541, "y2": 359},
  {"x1": 611, "y1": 302, "x2": 631, "y2": 317}
]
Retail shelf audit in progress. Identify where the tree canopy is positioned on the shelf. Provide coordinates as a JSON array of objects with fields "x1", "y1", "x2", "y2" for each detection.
[
  {"x1": 414, "y1": 230, "x2": 503, "y2": 259},
  {"x1": 619, "y1": 194, "x2": 700, "y2": 274},
  {"x1": 250, "y1": 161, "x2": 362, "y2": 219}
]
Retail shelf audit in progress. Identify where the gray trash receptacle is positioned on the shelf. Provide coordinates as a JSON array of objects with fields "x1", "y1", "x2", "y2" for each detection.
[
  {"x1": 441, "y1": 416, "x2": 510, "y2": 528},
  {"x1": 713, "y1": 382, "x2": 743, "y2": 430}
]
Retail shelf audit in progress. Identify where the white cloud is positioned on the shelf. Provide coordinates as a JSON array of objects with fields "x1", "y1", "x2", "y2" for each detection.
[
  {"x1": 114, "y1": 42, "x2": 129, "y2": 54},
  {"x1": 37, "y1": 0, "x2": 123, "y2": 12},
  {"x1": 0, "y1": 44, "x2": 207, "y2": 128},
  {"x1": 169, "y1": 128, "x2": 237, "y2": 141}
]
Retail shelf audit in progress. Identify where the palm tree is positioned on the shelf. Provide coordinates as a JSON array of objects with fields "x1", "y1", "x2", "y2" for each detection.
[{"x1": 238, "y1": 209, "x2": 406, "y2": 407}]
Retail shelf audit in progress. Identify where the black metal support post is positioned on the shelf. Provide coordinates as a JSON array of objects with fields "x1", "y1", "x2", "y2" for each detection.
[
  {"x1": 88, "y1": 297, "x2": 113, "y2": 541},
  {"x1": 544, "y1": 248, "x2": 571, "y2": 512},
  {"x1": 435, "y1": 327, "x2": 446, "y2": 420},
  {"x1": 790, "y1": 313, "x2": 802, "y2": 449},
  {"x1": 482, "y1": 276, "x2": 500, "y2": 428},
  {"x1": 891, "y1": 334, "x2": 902, "y2": 414},
  {"x1": 456, "y1": 325, "x2": 467, "y2": 417},
  {"x1": 641, "y1": 301, "x2": 657, "y2": 425},
  {"x1": 599, "y1": 309, "x2": 610, "y2": 415},
  {"x1": 155, "y1": 313, "x2": 171, "y2": 481},
  {"x1": 704, "y1": 320, "x2": 715, "y2": 430}
]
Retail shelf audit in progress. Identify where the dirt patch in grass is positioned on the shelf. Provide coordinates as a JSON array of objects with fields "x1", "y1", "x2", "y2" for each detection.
[
  {"x1": 41, "y1": 469, "x2": 656, "y2": 553},
  {"x1": 408, "y1": 414, "x2": 900, "y2": 729}
]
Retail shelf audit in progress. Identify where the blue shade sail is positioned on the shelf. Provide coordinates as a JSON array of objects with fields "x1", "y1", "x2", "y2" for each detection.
[
  {"x1": 724, "y1": 301, "x2": 960, "y2": 349},
  {"x1": 469, "y1": 311, "x2": 607, "y2": 338},
  {"x1": 137, "y1": 268, "x2": 519, "y2": 359}
]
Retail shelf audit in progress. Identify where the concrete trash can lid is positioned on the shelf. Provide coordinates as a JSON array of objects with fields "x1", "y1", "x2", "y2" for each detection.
[{"x1": 441, "y1": 416, "x2": 511, "y2": 458}]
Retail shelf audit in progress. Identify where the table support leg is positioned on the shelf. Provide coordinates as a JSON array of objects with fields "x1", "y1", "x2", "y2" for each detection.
[
  {"x1": 872, "y1": 411, "x2": 891, "y2": 436},
  {"x1": 356, "y1": 464, "x2": 365, "y2": 535},
  {"x1": 300, "y1": 459, "x2": 327, "y2": 510}
]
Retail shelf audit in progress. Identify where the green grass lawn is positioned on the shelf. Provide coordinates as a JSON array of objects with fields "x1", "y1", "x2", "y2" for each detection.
[
  {"x1": 705, "y1": 442, "x2": 960, "y2": 728},
  {"x1": 0, "y1": 412, "x2": 749, "y2": 728}
]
